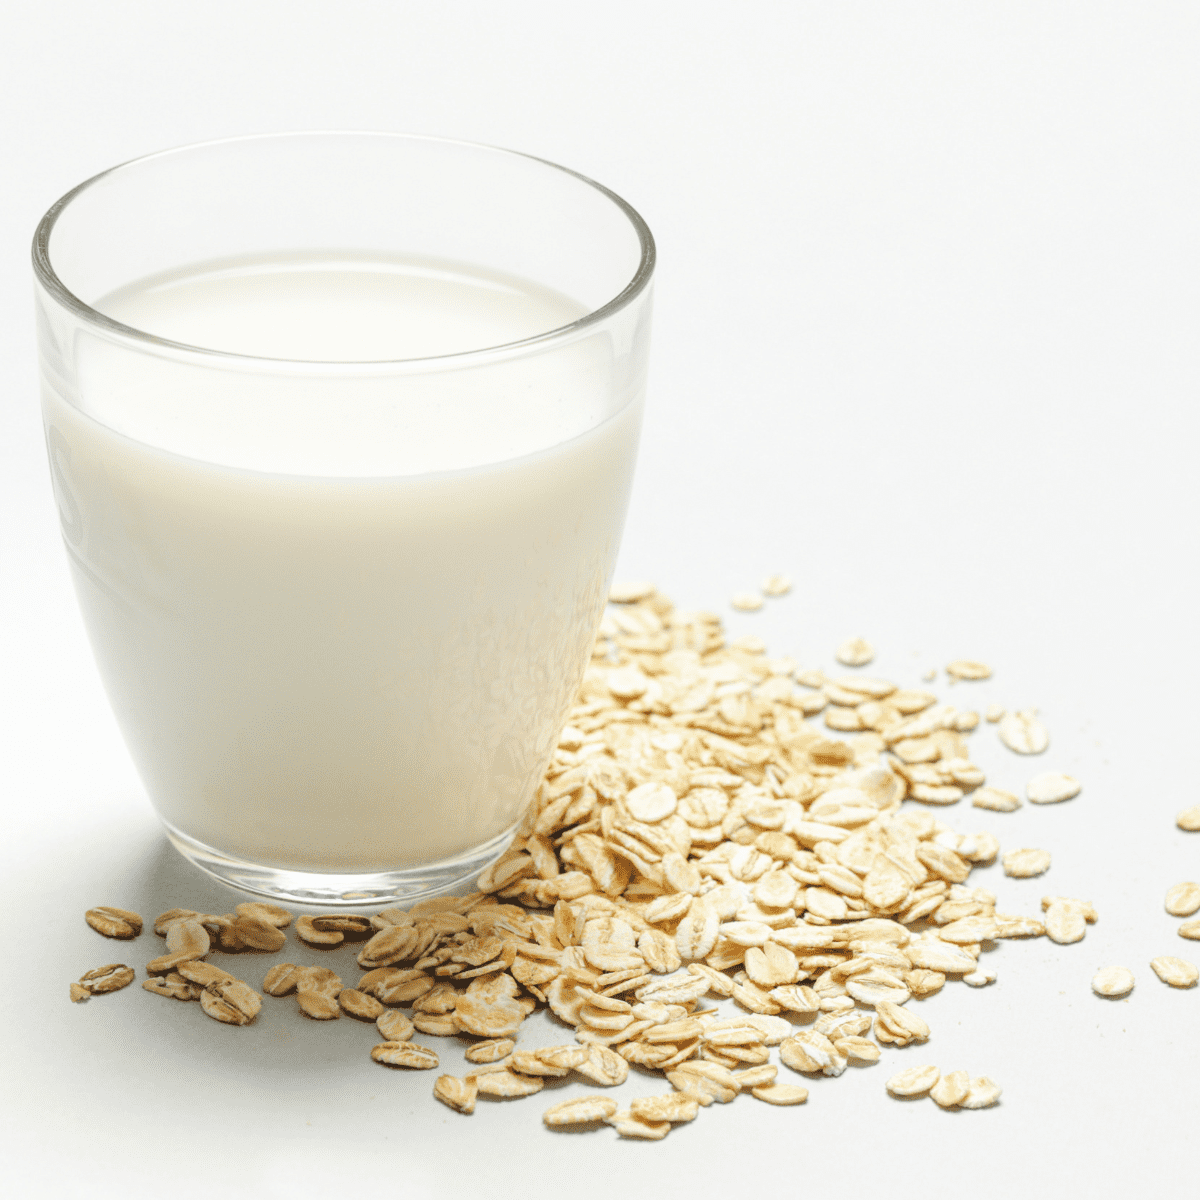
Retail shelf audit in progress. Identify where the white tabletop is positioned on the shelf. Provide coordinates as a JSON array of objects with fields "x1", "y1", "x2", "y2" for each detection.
[{"x1": 2, "y1": 4, "x2": 1196, "y2": 1197}]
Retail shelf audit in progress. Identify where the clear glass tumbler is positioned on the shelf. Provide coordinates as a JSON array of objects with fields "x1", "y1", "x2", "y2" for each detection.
[{"x1": 33, "y1": 133, "x2": 653, "y2": 904}]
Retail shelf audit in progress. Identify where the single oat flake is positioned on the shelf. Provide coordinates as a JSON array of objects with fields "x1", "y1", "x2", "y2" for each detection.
[
  {"x1": 835, "y1": 637, "x2": 874, "y2": 667},
  {"x1": 472, "y1": 1070, "x2": 544, "y2": 1098},
  {"x1": 1150, "y1": 956, "x2": 1199, "y2": 988},
  {"x1": 1091, "y1": 966, "x2": 1135, "y2": 998},
  {"x1": 886, "y1": 1064, "x2": 940, "y2": 1097},
  {"x1": 200, "y1": 978, "x2": 261, "y2": 1026},
  {"x1": 998, "y1": 709, "x2": 1049, "y2": 755},
  {"x1": 72, "y1": 964, "x2": 135, "y2": 1001},
  {"x1": 1043, "y1": 897, "x2": 1097, "y2": 945},
  {"x1": 543, "y1": 1096, "x2": 619, "y2": 1126},
  {"x1": 1177, "y1": 805, "x2": 1200, "y2": 832},
  {"x1": 946, "y1": 660, "x2": 991, "y2": 681},
  {"x1": 1177, "y1": 920, "x2": 1200, "y2": 941},
  {"x1": 731, "y1": 592, "x2": 764, "y2": 613},
  {"x1": 962, "y1": 969, "x2": 996, "y2": 988},
  {"x1": 84, "y1": 907, "x2": 143, "y2": 940},
  {"x1": 751, "y1": 1084, "x2": 808, "y2": 1105},
  {"x1": 372, "y1": 1041, "x2": 439, "y2": 1069},
  {"x1": 630, "y1": 1094, "x2": 700, "y2": 1124},
  {"x1": 376, "y1": 1010, "x2": 414, "y2": 1042},
  {"x1": 972, "y1": 787, "x2": 1021, "y2": 813},
  {"x1": 1026, "y1": 772, "x2": 1081, "y2": 804},
  {"x1": 433, "y1": 1075, "x2": 477, "y2": 1114},
  {"x1": 464, "y1": 1037, "x2": 513, "y2": 1063},
  {"x1": 761, "y1": 574, "x2": 792, "y2": 597},
  {"x1": 1002, "y1": 848, "x2": 1052, "y2": 879},
  {"x1": 929, "y1": 1070, "x2": 970, "y2": 1108},
  {"x1": 959, "y1": 1076, "x2": 1002, "y2": 1109},
  {"x1": 1165, "y1": 882, "x2": 1200, "y2": 917}
]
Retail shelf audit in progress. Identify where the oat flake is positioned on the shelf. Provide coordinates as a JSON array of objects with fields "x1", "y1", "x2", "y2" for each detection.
[
  {"x1": 1165, "y1": 882, "x2": 1200, "y2": 917},
  {"x1": 836, "y1": 637, "x2": 875, "y2": 667},
  {"x1": 1091, "y1": 966, "x2": 1134, "y2": 998},
  {"x1": 998, "y1": 710, "x2": 1049, "y2": 755},
  {"x1": 1177, "y1": 805, "x2": 1200, "y2": 832},
  {"x1": 946, "y1": 661, "x2": 991, "y2": 681},
  {"x1": 1026, "y1": 772, "x2": 1081, "y2": 804},
  {"x1": 1002, "y1": 848, "x2": 1051, "y2": 879},
  {"x1": 1150, "y1": 956, "x2": 1199, "y2": 988},
  {"x1": 972, "y1": 787, "x2": 1021, "y2": 813},
  {"x1": 886, "y1": 1064, "x2": 940, "y2": 1097}
]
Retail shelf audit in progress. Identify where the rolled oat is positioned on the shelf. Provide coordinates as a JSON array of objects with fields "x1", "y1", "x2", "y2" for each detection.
[{"x1": 1091, "y1": 966, "x2": 1134, "y2": 997}]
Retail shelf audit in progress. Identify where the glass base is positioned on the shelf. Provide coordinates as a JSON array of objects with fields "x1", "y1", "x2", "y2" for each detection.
[{"x1": 161, "y1": 820, "x2": 517, "y2": 907}]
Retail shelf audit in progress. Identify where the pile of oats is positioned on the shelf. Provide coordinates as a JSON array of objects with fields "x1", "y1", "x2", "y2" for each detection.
[{"x1": 74, "y1": 583, "x2": 1194, "y2": 1137}]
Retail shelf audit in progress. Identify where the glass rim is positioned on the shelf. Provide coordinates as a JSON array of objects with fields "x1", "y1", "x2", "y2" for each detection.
[{"x1": 31, "y1": 130, "x2": 656, "y2": 369}]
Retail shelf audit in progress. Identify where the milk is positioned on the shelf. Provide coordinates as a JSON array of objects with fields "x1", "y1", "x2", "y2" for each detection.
[{"x1": 41, "y1": 252, "x2": 644, "y2": 872}]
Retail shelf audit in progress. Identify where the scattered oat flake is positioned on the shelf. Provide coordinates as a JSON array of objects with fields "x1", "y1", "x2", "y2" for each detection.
[
  {"x1": 761, "y1": 574, "x2": 791, "y2": 597},
  {"x1": 752, "y1": 1084, "x2": 808, "y2": 1105},
  {"x1": 1177, "y1": 805, "x2": 1200, "y2": 832},
  {"x1": 731, "y1": 592, "x2": 764, "y2": 613},
  {"x1": 985, "y1": 704, "x2": 1005, "y2": 722},
  {"x1": 998, "y1": 710, "x2": 1049, "y2": 755},
  {"x1": 835, "y1": 637, "x2": 874, "y2": 667},
  {"x1": 376, "y1": 1011, "x2": 414, "y2": 1042},
  {"x1": 339, "y1": 989, "x2": 384, "y2": 1020},
  {"x1": 1165, "y1": 883, "x2": 1200, "y2": 917},
  {"x1": 543, "y1": 1096, "x2": 619, "y2": 1126},
  {"x1": 73, "y1": 964, "x2": 135, "y2": 1000},
  {"x1": 962, "y1": 969, "x2": 996, "y2": 988},
  {"x1": 433, "y1": 1075, "x2": 477, "y2": 1114},
  {"x1": 630, "y1": 1094, "x2": 700, "y2": 1123},
  {"x1": 606, "y1": 1110, "x2": 671, "y2": 1139},
  {"x1": 1092, "y1": 967, "x2": 1135, "y2": 998},
  {"x1": 1026, "y1": 772, "x2": 1080, "y2": 804},
  {"x1": 574, "y1": 1044, "x2": 629, "y2": 1087},
  {"x1": 946, "y1": 660, "x2": 991, "y2": 681},
  {"x1": 959, "y1": 1076, "x2": 1002, "y2": 1109},
  {"x1": 972, "y1": 787, "x2": 1021, "y2": 813},
  {"x1": 1177, "y1": 920, "x2": 1200, "y2": 941},
  {"x1": 929, "y1": 1070, "x2": 970, "y2": 1108},
  {"x1": 1043, "y1": 901, "x2": 1089, "y2": 945},
  {"x1": 472, "y1": 1070, "x2": 544, "y2": 1099},
  {"x1": 886, "y1": 1065, "x2": 940, "y2": 1097},
  {"x1": 1150, "y1": 956, "x2": 1199, "y2": 988},
  {"x1": 200, "y1": 979, "x2": 261, "y2": 1026},
  {"x1": 464, "y1": 1038, "x2": 513, "y2": 1063},
  {"x1": 1002, "y1": 848, "x2": 1051, "y2": 879},
  {"x1": 371, "y1": 1042, "x2": 439, "y2": 1069},
  {"x1": 84, "y1": 907, "x2": 143, "y2": 939}
]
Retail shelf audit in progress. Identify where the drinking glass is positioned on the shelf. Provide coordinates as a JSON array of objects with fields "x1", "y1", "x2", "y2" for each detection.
[{"x1": 33, "y1": 133, "x2": 653, "y2": 904}]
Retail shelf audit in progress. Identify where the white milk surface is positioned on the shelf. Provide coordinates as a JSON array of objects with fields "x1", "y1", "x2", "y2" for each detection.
[{"x1": 42, "y1": 253, "x2": 642, "y2": 871}]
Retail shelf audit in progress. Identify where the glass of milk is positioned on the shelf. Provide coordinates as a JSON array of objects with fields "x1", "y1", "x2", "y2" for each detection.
[{"x1": 33, "y1": 133, "x2": 653, "y2": 904}]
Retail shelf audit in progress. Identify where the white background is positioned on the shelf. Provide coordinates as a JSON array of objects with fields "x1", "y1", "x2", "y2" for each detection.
[{"x1": 2, "y1": 3, "x2": 1197, "y2": 1197}]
